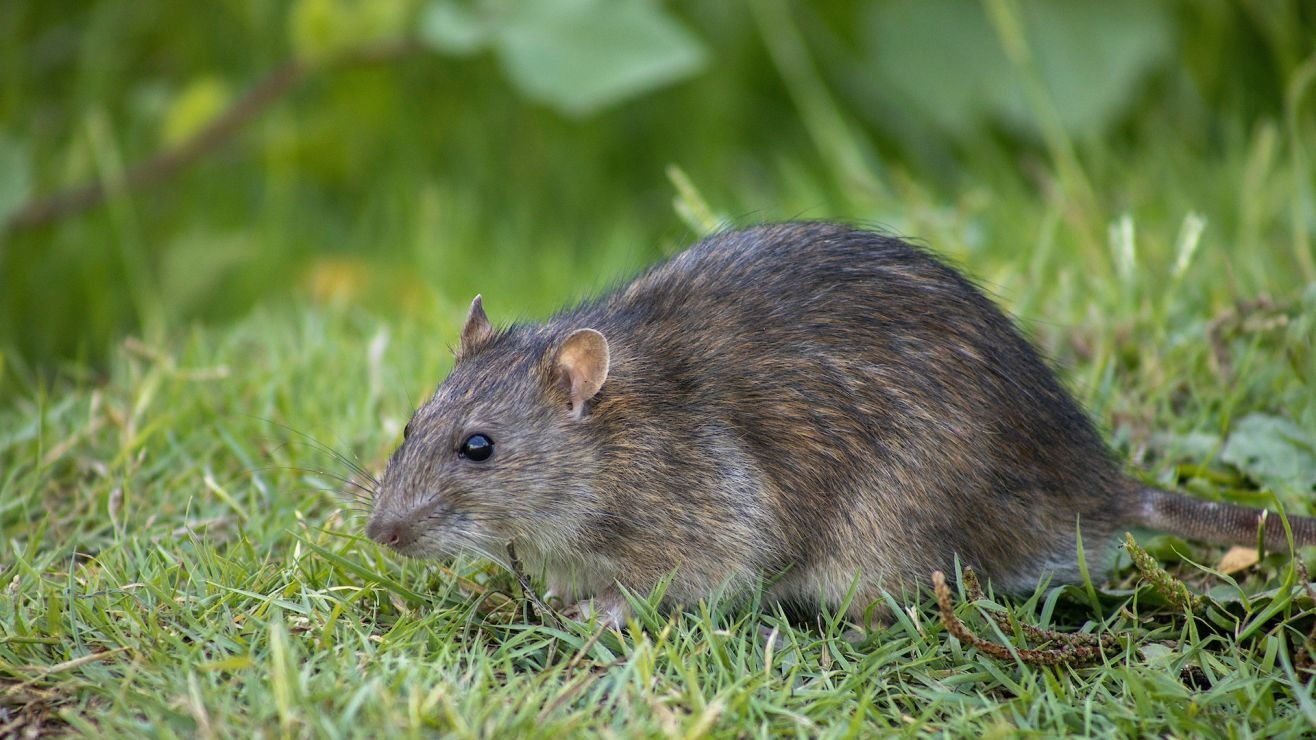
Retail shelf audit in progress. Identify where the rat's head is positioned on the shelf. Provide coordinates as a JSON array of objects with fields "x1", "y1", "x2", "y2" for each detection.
[{"x1": 365, "y1": 295, "x2": 611, "y2": 560}]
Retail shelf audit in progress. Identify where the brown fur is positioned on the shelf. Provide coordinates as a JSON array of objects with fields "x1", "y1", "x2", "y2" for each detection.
[{"x1": 366, "y1": 222, "x2": 1316, "y2": 623}]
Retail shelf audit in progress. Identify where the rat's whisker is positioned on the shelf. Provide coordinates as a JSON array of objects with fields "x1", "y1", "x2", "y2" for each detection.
[
  {"x1": 250, "y1": 465, "x2": 379, "y2": 499},
  {"x1": 446, "y1": 531, "x2": 513, "y2": 574},
  {"x1": 248, "y1": 417, "x2": 382, "y2": 486}
]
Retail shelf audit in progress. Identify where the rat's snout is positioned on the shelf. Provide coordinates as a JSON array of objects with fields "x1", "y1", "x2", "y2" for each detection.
[{"x1": 366, "y1": 512, "x2": 421, "y2": 551}]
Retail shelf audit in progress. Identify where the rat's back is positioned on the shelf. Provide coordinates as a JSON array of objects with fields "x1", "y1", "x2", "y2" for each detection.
[{"x1": 561, "y1": 222, "x2": 1132, "y2": 603}]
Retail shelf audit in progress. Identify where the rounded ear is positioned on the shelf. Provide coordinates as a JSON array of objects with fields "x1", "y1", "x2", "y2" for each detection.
[
  {"x1": 459, "y1": 295, "x2": 494, "y2": 356},
  {"x1": 554, "y1": 328, "x2": 610, "y2": 419}
]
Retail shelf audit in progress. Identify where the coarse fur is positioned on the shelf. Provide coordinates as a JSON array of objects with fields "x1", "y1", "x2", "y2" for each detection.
[{"x1": 366, "y1": 222, "x2": 1316, "y2": 625}]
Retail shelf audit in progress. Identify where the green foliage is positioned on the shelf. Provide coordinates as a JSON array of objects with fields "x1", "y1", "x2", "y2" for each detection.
[
  {"x1": 160, "y1": 76, "x2": 232, "y2": 147},
  {"x1": 3, "y1": 0, "x2": 1316, "y2": 734},
  {"x1": 291, "y1": 0, "x2": 416, "y2": 61},
  {"x1": 864, "y1": 0, "x2": 1174, "y2": 138},
  {"x1": 1222, "y1": 414, "x2": 1316, "y2": 504},
  {"x1": 421, "y1": 0, "x2": 708, "y2": 115},
  {"x1": 0, "y1": 131, "x2": 29, "y2": 223}
]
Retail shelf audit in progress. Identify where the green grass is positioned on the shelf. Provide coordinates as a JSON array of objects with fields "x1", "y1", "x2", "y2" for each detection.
[
  {"x1": 4, "y1": 153, "x2": 1316, "y2": 734},
  {"x1": 5, "y1": 2, "x2": 1316, "y2": 736}
]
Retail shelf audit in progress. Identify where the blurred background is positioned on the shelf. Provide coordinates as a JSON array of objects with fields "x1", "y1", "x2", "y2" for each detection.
[{"x1": 1, "y1": 0, "x2": 1314, "y2": 399}]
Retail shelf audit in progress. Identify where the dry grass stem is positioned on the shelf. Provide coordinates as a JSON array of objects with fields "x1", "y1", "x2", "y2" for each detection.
[{"x1": 933, "y1": 571, "x2": 1106, "y2": 666}]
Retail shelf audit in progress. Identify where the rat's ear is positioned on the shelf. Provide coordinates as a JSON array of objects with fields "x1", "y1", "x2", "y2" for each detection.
[
  {"x1": 554, "y1": 328, "x2": 610, "y2": 419},
  {"x1": 459, "y1": 295, "x2": 494, "y2": 357}
]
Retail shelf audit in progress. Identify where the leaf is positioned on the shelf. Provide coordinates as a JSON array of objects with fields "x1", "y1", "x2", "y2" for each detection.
[
  {"x1": 352, "y1": 0, "x2": 413, "y2": 41},
  {"x1": 1150, "y1": 430, "x2": 1223, "y2": 461},
  {"x1": 0, "y1": 132, "x2": 31, "y2": 224},
  {"x1": 420, "y1": 0, "x2": 707, "y2": 114},
  {"x1": 499, "y1": 0, "x2": 706, "y2": 115},
  {"x1": 291, "y1": 0, "x2": 413, "y2": 61},
  {"x1": 161, "y1": 77, "x2": 232, "y2": 147},
  {"x1": 1221, "y1": 413, "x2": 1316, "y2": 495},
  {"x1": 1216, "y1": 546, "x2": 1261, "y2": 575},
  {"x1": 423, "y1": 0, "x2": 707, "y2": 116},
  {"x1": 1138, "y1": 642, "x2": 1174, "y2": 664},
  {"x1": 419, "y1": 0, "x2": 496, "y2": 55},
  {"x1": 290, "y1": 0, "x2": 352, "y2": 62},
  {"x1": 862, "y1": 0, "x2": 1173, "y2": 138}
]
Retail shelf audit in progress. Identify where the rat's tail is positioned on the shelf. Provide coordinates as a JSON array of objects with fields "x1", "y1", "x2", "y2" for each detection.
[{"x1": 1135, "y1": 487, "x2": 1316, "y2": 551}]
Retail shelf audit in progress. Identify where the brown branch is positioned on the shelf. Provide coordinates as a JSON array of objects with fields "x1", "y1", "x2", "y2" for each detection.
[{"x1": 3, "y1": 38, "x2": 420, "y2": 234}]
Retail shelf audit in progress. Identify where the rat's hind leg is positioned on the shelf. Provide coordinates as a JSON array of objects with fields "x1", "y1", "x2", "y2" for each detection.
[
  {"x1": 565, "y1": 586, "x2": 631, "y2": 630},
  {"x1": 764, "y1": 558, "x2": 901, "y2": 629}
]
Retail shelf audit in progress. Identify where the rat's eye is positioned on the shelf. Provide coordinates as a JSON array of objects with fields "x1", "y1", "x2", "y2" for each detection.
[
  {"x1": 460, "y1": 433, "x2": 494, "y2": 462},
  {"x1": 403, "y1": 421, "x2": 414, "y2": 439}
]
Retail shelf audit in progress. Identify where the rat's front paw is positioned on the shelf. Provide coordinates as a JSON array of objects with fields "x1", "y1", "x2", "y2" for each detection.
[{"x1": 564, "y1": 591, "x2": 629, "y2": 630}]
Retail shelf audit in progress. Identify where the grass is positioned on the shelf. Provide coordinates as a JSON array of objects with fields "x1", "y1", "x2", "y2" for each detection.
[
  {"x1": 4, "y1": 159, "x2": 1316, "y2": 734},
  {"x1": 4, "y1": 3, "x2": 1316, "y2": 736}
]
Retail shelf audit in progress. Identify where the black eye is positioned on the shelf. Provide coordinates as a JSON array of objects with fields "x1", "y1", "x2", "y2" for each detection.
[
  {"x1": 403, "y1": 421, "x2": 413, "y2": 439},
  {"x1": 460, "y1": 433, "x2": 494, "y2": 462}
]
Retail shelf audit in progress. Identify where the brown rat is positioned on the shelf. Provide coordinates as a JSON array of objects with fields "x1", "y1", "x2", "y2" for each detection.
[{"x1": 366, "y1": 222, "x2": 1316, "y2": 626}]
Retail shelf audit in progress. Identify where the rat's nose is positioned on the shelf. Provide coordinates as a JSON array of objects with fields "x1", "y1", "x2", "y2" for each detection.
[{"x1": 366, "y1": 515, "x2": 418, "y2": 550}]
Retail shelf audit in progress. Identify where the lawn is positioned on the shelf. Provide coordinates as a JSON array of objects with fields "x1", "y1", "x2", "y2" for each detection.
[{"x1": 3, "y1": 1, "x2": 1316, "y2": 736}]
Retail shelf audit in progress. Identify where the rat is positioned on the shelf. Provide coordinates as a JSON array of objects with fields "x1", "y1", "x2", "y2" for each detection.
[{"x1": 365, "y1": 222, "x2": 1316, "y2": 627}]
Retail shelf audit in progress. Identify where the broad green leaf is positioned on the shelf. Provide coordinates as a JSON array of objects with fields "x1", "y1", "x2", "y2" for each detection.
[
  {"x1": 863, "y1": 0, "x2": 1173, "y2": 138},
  {"x1": 419, "y1": 0, "x2": 496, "y2": 55},
  {"x1": 1221, "y1": 413, "x2": 1316, "y2": 496},
  {"x1": 1150, "y1": 430, "x2": 1225, "y2": 463},
  {"x1": 494, "y1": 0, "x2": 707, "y2": 116},
  {"x1": 0, "y1": 132, "x2": 31, "y2": 224}
]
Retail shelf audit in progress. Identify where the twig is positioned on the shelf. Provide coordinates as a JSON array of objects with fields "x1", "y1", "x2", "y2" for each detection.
[{"x1": 4, "y1": 38, "x2": 419, "y2": 234}]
